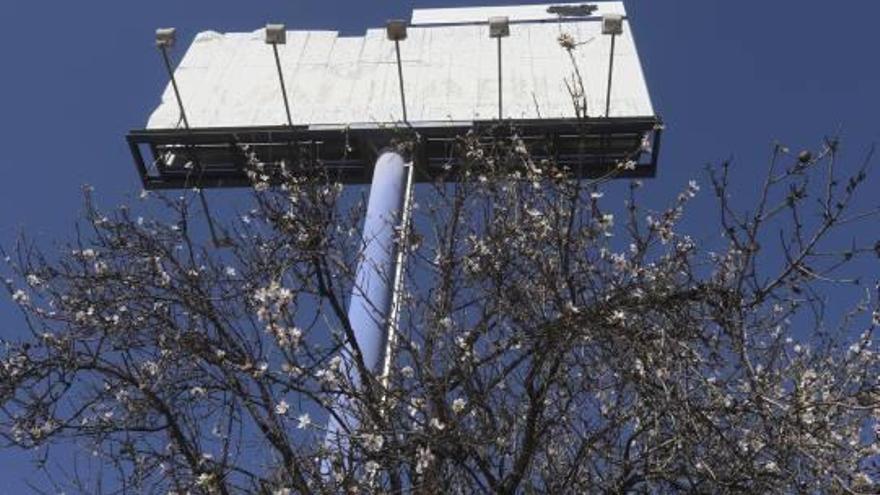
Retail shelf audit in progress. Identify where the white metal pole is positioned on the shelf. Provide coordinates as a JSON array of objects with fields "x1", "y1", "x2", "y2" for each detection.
[
  {"x1": 323, "y1": 150, "x2": 410, "y2": 468},
  {"x1": 381, "y1": 160, "x2": 414, "y2": 394}
]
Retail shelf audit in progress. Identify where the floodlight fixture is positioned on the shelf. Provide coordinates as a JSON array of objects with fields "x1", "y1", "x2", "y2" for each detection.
[
  {"x1": 386, "y1": 20, "x2": 408, "y2": 41},
  {"x1": 488, "y1": 16, "x2": 510, "y2": 38},
  {"x1": 602, "y1": 14, "x2": 624, "y2": 35},
  {"x1": 155, "y1": 28, "x2": 177, "y2": 48},
  {"x1": 265, "y1": 24, "x2": 287, "y2": 45}
]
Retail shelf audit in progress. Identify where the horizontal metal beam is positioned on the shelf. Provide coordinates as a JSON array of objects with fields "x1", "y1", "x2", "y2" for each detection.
[{"x1": 127, "y1": 117, "x2": 662, "y2": 190}]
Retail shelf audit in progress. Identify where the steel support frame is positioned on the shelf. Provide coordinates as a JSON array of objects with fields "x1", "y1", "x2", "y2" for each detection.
[{"x1": 127, "y1": 117, "x2": 664, "y2": 190}]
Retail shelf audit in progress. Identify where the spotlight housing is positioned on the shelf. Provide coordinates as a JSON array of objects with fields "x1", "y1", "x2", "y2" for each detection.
[
  {"x1": 265, "y1": 24, "x2": 287, "y2": 45},
  {"x1": 386, "y1": 20, "x2": 408, "y2": 41},
  {"x1": 602, "y1": 14, "x2": 624, "y2": 35},
  {"x1": 489, "y1": 16, "x2": 510, "y2": 38},
  {"x1": 155, "y1": 28, "x2": 177, "y2": 48}
]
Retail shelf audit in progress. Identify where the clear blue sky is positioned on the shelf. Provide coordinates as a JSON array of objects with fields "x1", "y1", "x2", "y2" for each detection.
[{"x1": 1, "y1": 0, "x2": 878, "y2": 491}]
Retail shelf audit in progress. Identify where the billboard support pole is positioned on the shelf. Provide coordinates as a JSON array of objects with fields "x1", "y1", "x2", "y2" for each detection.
[
  {"x1": 380, "y1": 159, "x2": 414, "y2": 397},
  {"x1": 323, "y1": 150, "x2": 410, "y2": 471}
]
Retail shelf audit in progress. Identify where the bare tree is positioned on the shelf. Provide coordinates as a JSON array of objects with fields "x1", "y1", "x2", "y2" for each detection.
[{"x1": 2, "y1": 122, "x2": 878, "y2": 494}]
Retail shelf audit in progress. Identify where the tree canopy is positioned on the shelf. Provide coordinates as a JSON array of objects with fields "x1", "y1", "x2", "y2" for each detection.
[{"x1": 2, "y1": 131, "x2": 879, "y2": 494}]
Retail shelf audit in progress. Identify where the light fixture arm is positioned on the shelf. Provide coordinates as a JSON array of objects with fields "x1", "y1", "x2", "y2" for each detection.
[
  {"x1": 394, "y1": 41, "x2": 408, "y2": 123},
  {"x1": 157, "y1": 36, "x2": 190, "y2": 129},
  {"x1": 602, "y1": 14, "x2": 624, "y2": 118},
  {"x1": 489, "y1": 16, "x2": 510, "y2": 120},
  {"x1": 497, "y1": 36, "x2": 503, "y2": 120},
  {"x1": 156, "y1": 28, "x2": 231, "y2": 249},
  {"x1": 266, "y1": 24, "x2": 294, "y2": 127},
  {"x1": 605, "y1": 32, "x2": 616, "y2": 118},
  {"x1": 387, "y1": 20, "x2": 409, "y2": 123}
]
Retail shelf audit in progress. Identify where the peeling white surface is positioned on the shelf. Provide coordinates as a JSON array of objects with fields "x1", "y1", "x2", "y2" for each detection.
[
  {"x1": 411, "y1": 2, "x2": 624, "y2": 25},
  {"x1": 146, "y1": 2, "x2": 653, "y2": 130}
]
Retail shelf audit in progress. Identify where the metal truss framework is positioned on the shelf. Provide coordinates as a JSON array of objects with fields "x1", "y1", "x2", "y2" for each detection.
[{"x1": 128, "y1": 117, "x2": 662, "y2": 190}]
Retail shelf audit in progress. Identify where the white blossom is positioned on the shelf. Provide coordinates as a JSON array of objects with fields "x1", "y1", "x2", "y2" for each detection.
[
  {"x1": 853, "y1": 472, "x2": 874, "y2": 489},
  {"x1": 141, "y1": 361, "x2": 159, "y2": 377},
  {"x1": 362, "y1": 433, "x2": 384, "y2": 452},
  {"x1": 11, "y1": 290, "x2": 28, "y2": 304},
  {"x1": 634, "y1": 358, "x2": 645, "y2": 378},
  {"x1": 617, "y1": 160, "x2": 637, "y2": 171},
  {"x1": 365, "y1": 460, "x2": 380, "y2": 478},
  {"x1": 79, "y1": 249, "x2": 98, "y2": 260},
  {"x1": 415, "y1": 446, "x2": 435, "y2": 475},
  {"x1": 275, "y1": 400, "x2": 290, "y2": 416},
  {"x1": 609, "y1": 310, "x2": 626, "y2": 324},
  {"x1": 296, "y1": 413, "x2": 311, "y2": 430},
  {"x1": 195, "y1": 472, "x2": 214, "y2": 487},
  {"x1": 253, "y1": 361, "x2": 269, "y2": 378},
  {"x1": 557, "y1": 32, "x2": 576, "y2": 50},
  {"x1": 94, "y1": 261, "x2": 109, "y2": 275}
]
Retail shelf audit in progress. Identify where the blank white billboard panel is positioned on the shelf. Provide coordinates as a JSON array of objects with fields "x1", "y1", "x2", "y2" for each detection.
[{"x1": 146, "y1": 2, "x2": 654, "y2": 130}]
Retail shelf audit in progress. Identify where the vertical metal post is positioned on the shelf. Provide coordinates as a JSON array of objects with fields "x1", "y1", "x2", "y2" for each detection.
[{"x1": 605, "y1": 32, "x2": 617, "y2": 118}]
